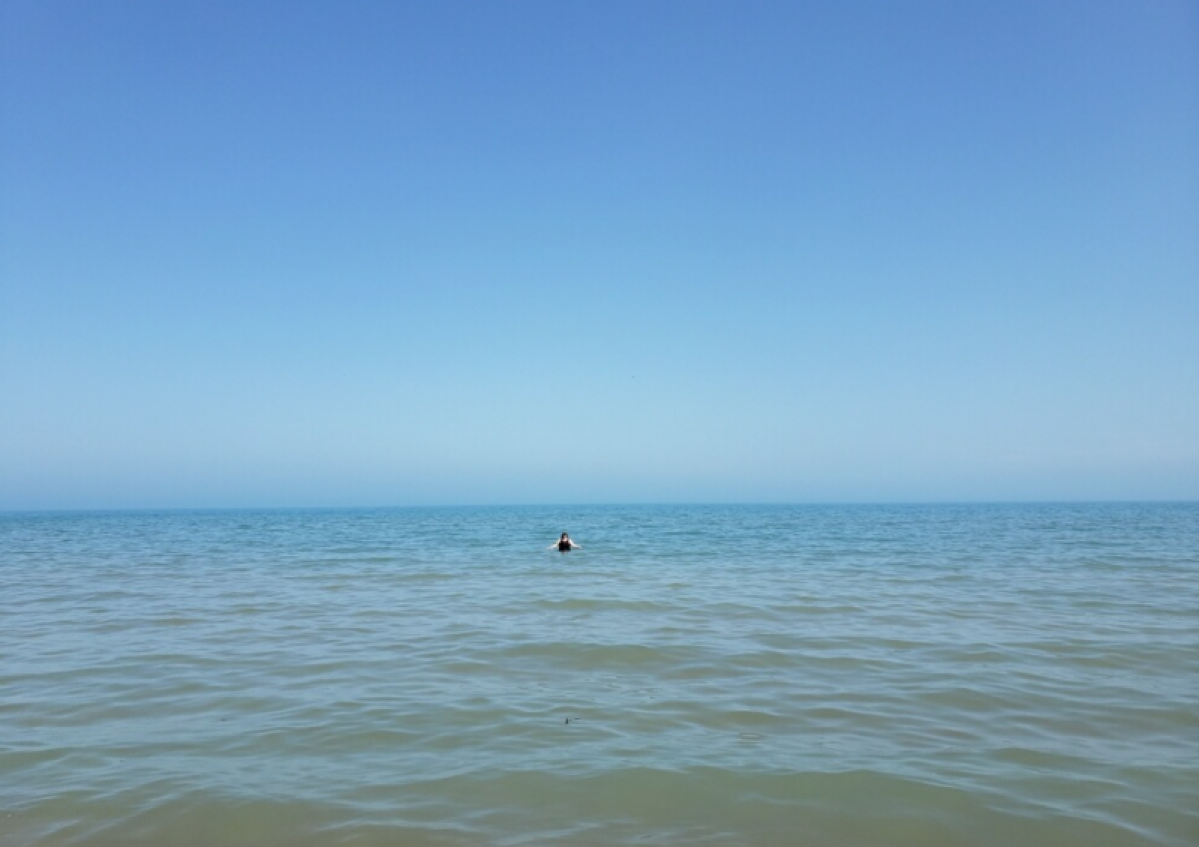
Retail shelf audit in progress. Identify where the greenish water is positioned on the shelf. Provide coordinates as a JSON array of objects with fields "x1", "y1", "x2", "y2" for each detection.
[{"x1": 3, "y1": 504, "x2": 1197, "y2": 846}]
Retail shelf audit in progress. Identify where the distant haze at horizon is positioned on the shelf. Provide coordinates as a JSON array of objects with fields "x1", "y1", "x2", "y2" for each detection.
[{"x1": 2, "y1": 1, "x2": 1197, "y2": 511}]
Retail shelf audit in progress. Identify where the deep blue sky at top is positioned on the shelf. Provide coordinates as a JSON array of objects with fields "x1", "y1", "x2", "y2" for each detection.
[{"x1": 1, "y1": 1, "x2": 1196, "y2": 508}]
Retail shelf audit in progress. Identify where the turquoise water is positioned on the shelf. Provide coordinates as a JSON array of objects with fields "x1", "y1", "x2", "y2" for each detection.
[{"x1": 3, "y1": 503, "x2": 1198, "y2": 846}]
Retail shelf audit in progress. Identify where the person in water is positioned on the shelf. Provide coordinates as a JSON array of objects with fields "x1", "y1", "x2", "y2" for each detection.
[{"x1": 549, "y1": 532, "x2": 581, "y2": 552}]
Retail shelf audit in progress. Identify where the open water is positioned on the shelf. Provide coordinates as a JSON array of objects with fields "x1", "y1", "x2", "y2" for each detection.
[{"x1": 2, "y1": 503, "x2": 1198, "y2": 846}]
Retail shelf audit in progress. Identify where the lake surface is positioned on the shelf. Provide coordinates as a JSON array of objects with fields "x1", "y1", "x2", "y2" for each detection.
[{"x1": 3, "y1": 503, "x2": 1197, "y2": 846}]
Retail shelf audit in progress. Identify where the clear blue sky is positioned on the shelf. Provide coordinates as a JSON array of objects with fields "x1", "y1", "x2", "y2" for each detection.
[{"x1": 2, "y1": 1, "x2": 1196, "y2": 509}]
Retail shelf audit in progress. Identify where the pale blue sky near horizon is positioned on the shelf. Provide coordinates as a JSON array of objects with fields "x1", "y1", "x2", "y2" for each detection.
[{"x1": 2, "y1": 0, "x2": 1197, "y2": 510}]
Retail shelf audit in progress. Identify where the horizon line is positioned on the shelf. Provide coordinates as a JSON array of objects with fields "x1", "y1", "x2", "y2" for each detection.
[{"x1": 2, "y1": 498, "x2": 1196, "y2": 515}]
